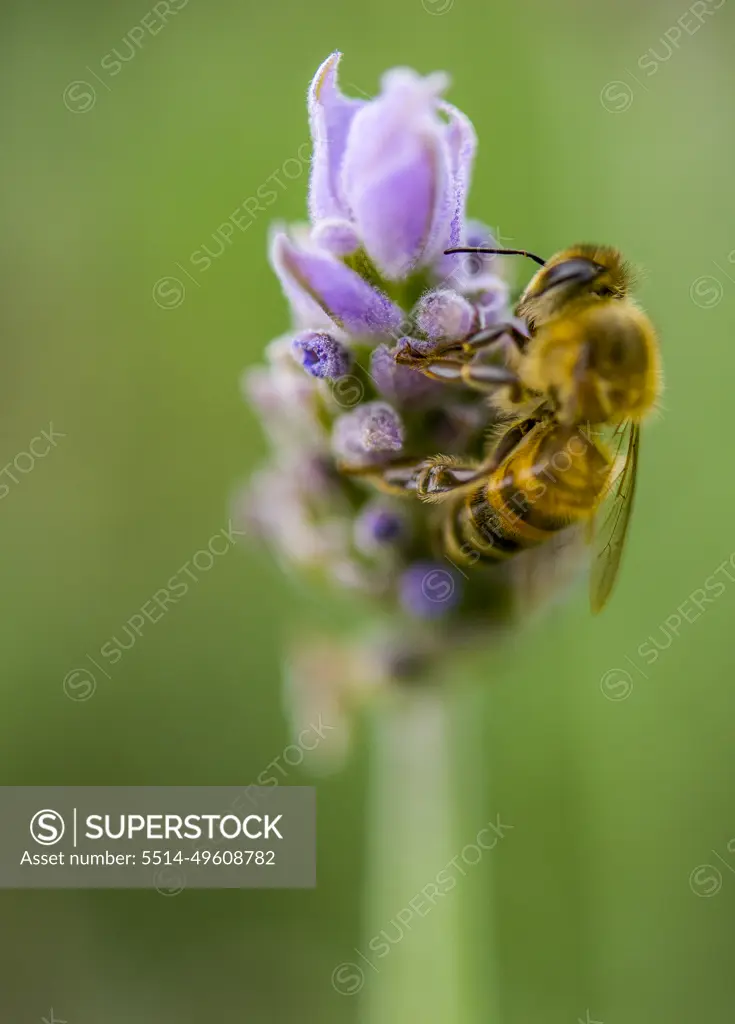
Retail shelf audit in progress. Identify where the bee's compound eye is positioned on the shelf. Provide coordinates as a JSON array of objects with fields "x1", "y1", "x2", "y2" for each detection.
[{"x1": 537, "y1": 258, "x2": 603, "y2": 294}]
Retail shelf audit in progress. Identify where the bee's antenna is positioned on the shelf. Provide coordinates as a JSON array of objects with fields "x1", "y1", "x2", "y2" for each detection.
[{"x1": 444, "y1": 247, "x2": 547, "y2": 267}]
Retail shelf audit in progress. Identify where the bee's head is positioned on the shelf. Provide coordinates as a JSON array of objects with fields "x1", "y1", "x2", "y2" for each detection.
[
  {"x1": 517, "y1": 245, "x2": 632, "y2": 328},
  {"x1": 442, "y1": 243, "x2": 633, "y2": 332}
]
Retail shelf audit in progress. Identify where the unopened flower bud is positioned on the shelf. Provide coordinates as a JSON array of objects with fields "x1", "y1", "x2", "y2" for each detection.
[
  {"x1": 292, "y1": 331, "x2": 352, "y2": 380},
  {"x1": 332, "y1": 401, "x2": 404, "y2": 464},
  {"x1": 354, "y1": 501, "x2": 408, "y2": 554},
  {"x1": 414, "y1": 288, "x2": 475, "y2": 343}
]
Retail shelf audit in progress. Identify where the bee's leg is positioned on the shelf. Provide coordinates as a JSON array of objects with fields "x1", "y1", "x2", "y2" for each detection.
[
  {"x1": 339, "y1": 458, "x2": 429, "y2": 497},
  {"x1": 461, "y1": 321, "x2": 530, "y2": 358},
  {"x1": 395, "y1": 344, "x2": 520, "y2": 390},
  {"x1": 340, "y1": 416, "x2": 542, "y2": 502},
  {"x1": 417, "y1": 357, "x2": 520, "y2": 393},
  {"x1": 415, "y1": 414, "x2": 546, "y2": 505},
  {"x1": 395, "y1": 322, "x2": 527, "y2": 371},
  {"x1": 417, "y1": 426, "x2": 538, "y2": 503},
  {"x1": 415, "y1": 456, "x2": 487, "y2": 503},
  {"x1": 395, "y1": 326, "x2": 527, "y2": 394}
]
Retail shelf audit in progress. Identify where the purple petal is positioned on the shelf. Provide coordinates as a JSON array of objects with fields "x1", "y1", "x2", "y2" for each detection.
[
  {"x1": 414, "y1": 288, "x2": 476, "y2": 343},
  {"x1": 272, "y1": 233, "x2": 404, "y2": 338},
  {"x1": 340, "y1": 70, "x2": 454, "y2": 279},
  {"x1": 399, "y1": 561, "x2": 462, "y2": 619},
  {"x1": 308, "y1": 52, "x2": 365, "y2": 222},
  {"x1": 440, "y1": 101, "x2": 477, "y2": 251},
  {"x1": 292, "y1": 331, "x2": 352, "y2": 379},
  {"x1": 311, "y1": 218, "x2": 360, "y2": 257},
  {"x1": 268, "y1": 228, "x2": 335, "y2": 330}
]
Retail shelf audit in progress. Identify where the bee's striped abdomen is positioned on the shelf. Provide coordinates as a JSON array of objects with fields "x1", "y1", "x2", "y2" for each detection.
[{"x1": 443, "y1": 421, "x2": 607, "y2": 568}]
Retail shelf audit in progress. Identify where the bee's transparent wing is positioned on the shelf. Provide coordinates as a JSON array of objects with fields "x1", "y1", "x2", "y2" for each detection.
[
  {"x1": 589, "y1": 421, "x2": 640, "y2": 614},
  {"x1": 509, "y1": 524, "x2": 587, "y2": 620}
]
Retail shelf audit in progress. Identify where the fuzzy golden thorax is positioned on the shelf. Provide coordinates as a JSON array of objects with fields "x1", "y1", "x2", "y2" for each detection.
[
  {"x1": 520, "y1": 299, "x2": 661, "y2": 427},
  {"x1": 512, "y1": 245, "x2": 659, "y2": 426}
]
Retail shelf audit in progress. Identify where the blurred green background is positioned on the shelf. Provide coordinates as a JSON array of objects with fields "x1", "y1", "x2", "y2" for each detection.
[{"x1": 2, "y1": 0, "x2": 735, "y2": 1020}]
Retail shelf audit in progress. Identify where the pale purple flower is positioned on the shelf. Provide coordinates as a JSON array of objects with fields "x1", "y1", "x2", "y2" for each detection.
[{"x1": 307, "y1": 52, "x2": 476, "y2": 281}]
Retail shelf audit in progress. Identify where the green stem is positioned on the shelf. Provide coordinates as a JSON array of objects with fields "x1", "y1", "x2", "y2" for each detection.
[{"x1": 360, "y1": 689, "x2": 483, "y2": 1024}]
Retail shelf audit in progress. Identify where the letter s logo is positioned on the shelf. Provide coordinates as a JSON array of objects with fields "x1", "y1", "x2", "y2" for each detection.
[{"x1": 30, "y1": 809, "x2": 65, "y2": 846}]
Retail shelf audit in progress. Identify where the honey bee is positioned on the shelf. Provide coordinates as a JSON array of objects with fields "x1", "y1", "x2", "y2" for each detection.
[{"x1": 395, "y1": 243, "x2": 663, "y2": 612}]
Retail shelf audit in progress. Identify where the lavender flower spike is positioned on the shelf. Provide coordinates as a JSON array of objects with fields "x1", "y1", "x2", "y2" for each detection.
[{"x1": 244, "y1": 54, "x2": 571, "y2": 752}]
